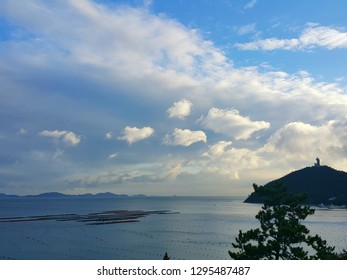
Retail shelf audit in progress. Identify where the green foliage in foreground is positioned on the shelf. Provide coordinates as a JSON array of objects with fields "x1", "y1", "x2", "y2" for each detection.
[{"x1": 230, "y1": 183, "x2": 346, "y2": 260}]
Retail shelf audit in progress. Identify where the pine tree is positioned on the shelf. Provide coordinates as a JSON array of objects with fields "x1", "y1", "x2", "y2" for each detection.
[{"x1": 229, "y1": 182, "x2": 337, "y2": 260}]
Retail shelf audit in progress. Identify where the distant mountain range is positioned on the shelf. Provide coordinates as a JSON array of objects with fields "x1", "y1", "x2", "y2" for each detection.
[
  {"x1": 0, "y1": 192, "x2": 147, "y2": 199},
  {"x1": 245, "y1": 165, "x2": 347, "y2": 205}
]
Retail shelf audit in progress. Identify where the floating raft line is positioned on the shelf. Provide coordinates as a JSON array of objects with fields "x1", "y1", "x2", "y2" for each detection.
[{"x1": 0, "y1": 210, "x2": 178, "y2": 225}]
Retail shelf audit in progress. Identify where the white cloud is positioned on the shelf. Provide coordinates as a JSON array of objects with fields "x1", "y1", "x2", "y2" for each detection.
[
  {"x1": 300, "y1": 23, "x2": 347, "y2": 49},
  {"x1": 202, "y1": 141, "x2": 232, "y2": 158},
  {"x1": 167, "y1": 98, "x2": 193, "y2": 119},
  {"x1": 235, "y1": 23, "x2": 347, "y2": 51},
  {"x1": 164, "y1": 128, "x2": 207, "y2": 146},
  {"x1": 105, "y1": 132, "x2": 113, "y2": 140},
  {"x1": 196, "y1": 119, "x2": 347, "y2": 184},
  {"x1": 142, "y1": 0, "x2": 153, "y2": 9},
  {"x1": 194, "y1": 121, "x2": 346, "y2": 185},
  {"x1": 0, "y1": 0, "x2": 229, "y2": 93},
  {"x1": 39, "y1": 130, "x2": 81, "y2": 145},
  {"x1": 53, "y1": 149, "x2": 64, "y2": 160},
  {"x1": 199, "y1": 140, "x2": 267, "y2": 181},
  {"x1": 244, "y1": 0, "x2": 258, "y2": 9},
  {"x1": 236, "y1": 38, "x2": 300, "y2": 51},
  {"x1": 263, "y1": 121, "x2": 343, "y2": 157},
  {"x1": 64, "y1": 162, "x2": 183, "y2": 187},
  {"x1": 17, "y1": 128, "x2": 28, "y2": 135},
  {"x1": 201, "y1": 108, "x2": 270, "y2": 140},
  {"x1": 234, "y1": 23, "x2": 257, "y2": 35},
  {"x1": 108, "y1": 153, "x2": 118, "y2": 159},
  {"x1": 118, "y1": 126, "x2": 154, "y2": 144}
]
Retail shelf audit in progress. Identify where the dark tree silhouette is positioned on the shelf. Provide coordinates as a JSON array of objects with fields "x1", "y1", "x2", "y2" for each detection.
[
  {"x1": 229, "y1": 182, "x2": 338, "y2": 260},
  {"x1": 163, "y1": 252, "x2": 170, "y2": 260}
]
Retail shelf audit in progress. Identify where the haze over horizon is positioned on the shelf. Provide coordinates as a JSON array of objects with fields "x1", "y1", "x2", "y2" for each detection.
[{"x1": 1, "y1": 0, "x2": 347, "y2": 196}]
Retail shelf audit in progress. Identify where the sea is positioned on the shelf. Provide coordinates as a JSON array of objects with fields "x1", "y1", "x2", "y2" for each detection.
[{"x1": 0, "y1": 196, "x2": 346, "y2": 260}]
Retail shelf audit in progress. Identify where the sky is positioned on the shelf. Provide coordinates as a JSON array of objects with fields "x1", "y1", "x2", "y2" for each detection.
[{"x1": 1, "y1": 0, "x2": 347, "y2": 196}]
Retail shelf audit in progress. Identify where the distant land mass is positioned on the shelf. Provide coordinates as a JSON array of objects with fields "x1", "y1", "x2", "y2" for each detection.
[
  {"x1": 245, "y1": 164, "x2": 347, "y2": 206},
  {"x1": 0, "y1": 192, "x2": 145, "y2": 199}
]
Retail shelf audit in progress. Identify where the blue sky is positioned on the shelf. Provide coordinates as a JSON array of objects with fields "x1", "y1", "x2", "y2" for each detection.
[{"x1": 1, "y1": 0, "x2": 347, "y2": 196}]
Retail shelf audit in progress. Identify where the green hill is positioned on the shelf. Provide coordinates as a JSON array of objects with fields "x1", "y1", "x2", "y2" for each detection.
[{"x1": 245, "y1": 165, "x2": 347, "y2": 205}]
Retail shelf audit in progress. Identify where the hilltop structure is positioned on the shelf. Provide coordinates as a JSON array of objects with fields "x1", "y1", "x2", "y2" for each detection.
[{"x1": 314, "y1": 157, "x2": 321, "y2": 167}]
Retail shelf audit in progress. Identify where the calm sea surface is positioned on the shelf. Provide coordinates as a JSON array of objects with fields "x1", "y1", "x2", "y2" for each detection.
[{"x1": 0, "y1": 196, "x2": 346, "y2": 260}]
